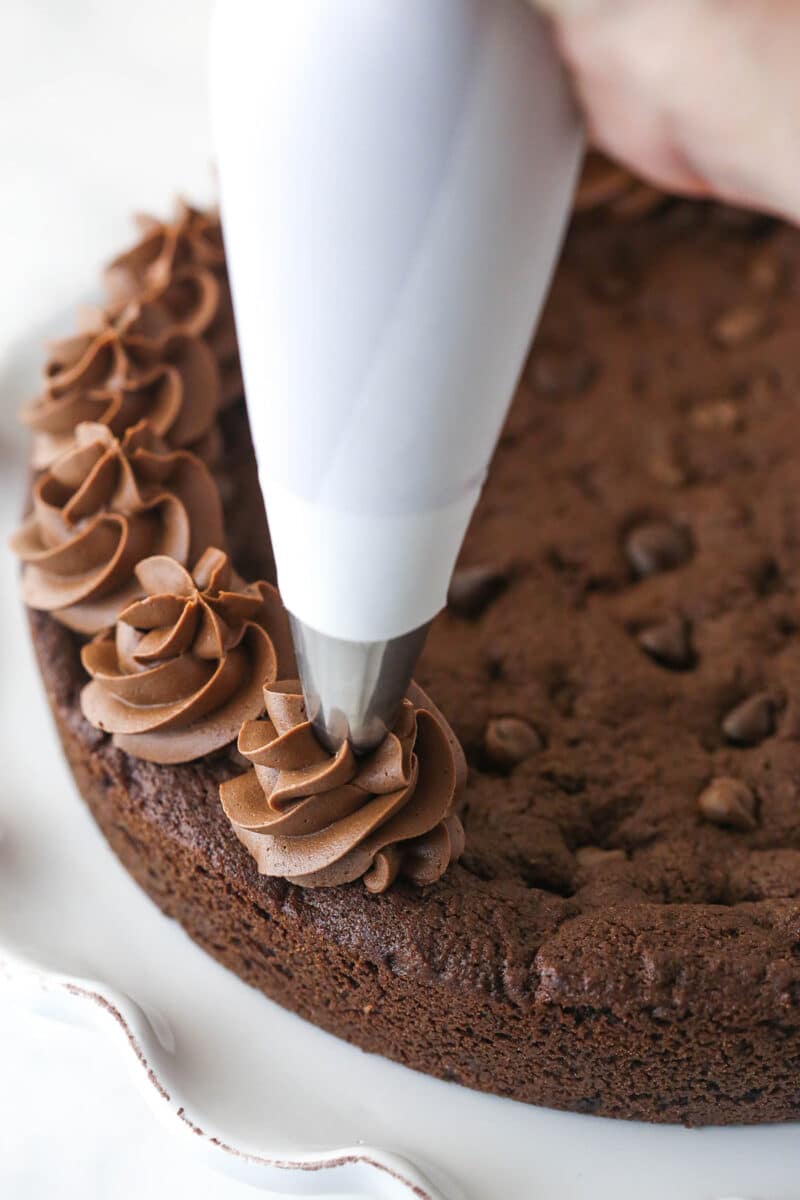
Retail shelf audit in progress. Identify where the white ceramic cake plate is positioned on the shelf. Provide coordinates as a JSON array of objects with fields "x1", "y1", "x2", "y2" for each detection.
[{"x1": 2, "y1": 317, "x2": 800, "y2": 1200}]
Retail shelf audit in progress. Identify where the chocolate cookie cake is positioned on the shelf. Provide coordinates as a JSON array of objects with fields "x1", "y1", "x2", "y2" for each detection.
[{"x1": 17, "y1": 163, "x2": 800, "y2": 1126}]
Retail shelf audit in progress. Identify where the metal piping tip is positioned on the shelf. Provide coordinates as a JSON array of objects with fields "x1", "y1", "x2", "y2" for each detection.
[{"x1": 289, "y1": 615, "x2": 431, "y2": 756}]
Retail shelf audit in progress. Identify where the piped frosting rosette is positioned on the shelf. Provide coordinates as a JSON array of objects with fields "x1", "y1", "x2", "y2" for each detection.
[
  {"x1": 80, "y1": 549, "x2": 293, "y2": 764},
  {"x1": 106, "y1": 201, "x2": 226, "y2": 295},
  {"x1": 10, "y1": 421, "x2": 224, "y2": 634},
  {"x1": 221, "y1": 681, "x2": 466, "y2": 894},
  {"x1": 105, "y1": 202, "x2": 242, "y2": 407},
  {"x1": 21, "y1": 298, "x2": 221, "y2": 470}
]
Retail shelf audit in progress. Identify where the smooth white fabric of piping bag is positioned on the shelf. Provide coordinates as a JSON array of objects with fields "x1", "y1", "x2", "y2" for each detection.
[{"x1": 210, "y1": 0, "x2": 583, "y2": 642}]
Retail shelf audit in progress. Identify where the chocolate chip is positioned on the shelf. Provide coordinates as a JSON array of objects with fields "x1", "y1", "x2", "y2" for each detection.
[
  {"x1": 448, "y1": 565, "x2": 508, "y2": 618},
  {"x1": 484, "y1": 717, "x2": 542, "y2": 769},
  {"x1": 625, "y1": 520, "x2": 692, "y2": 578},
  {"x1": 698, "y1": 777, "x2": 757, "y2": 831},
  {"x1": 637, "y1": 615, "x2": 695, "y2": 670},
  {"x1": 722, "y1": 692, "x2": 777, "y2": 747},
  {"x1": 575, "y1": 846, "x2": 627, "y2": 870},
  {"x1": 711, "y1": 304, "x2": 771, "y2": 349}
]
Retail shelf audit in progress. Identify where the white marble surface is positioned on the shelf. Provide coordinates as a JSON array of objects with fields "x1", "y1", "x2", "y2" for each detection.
[{"x1": 0, "y1": 2, "x2": 351, "y2": 1197}]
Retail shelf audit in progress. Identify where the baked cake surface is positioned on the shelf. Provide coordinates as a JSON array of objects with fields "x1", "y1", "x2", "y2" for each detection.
[{"x1": 27, "y1": 194, "x2": 800, "y2": 1125}]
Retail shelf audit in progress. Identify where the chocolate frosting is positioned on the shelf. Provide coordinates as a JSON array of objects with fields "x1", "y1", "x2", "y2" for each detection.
[
  {"x1": 10, "y1": 420, "x2": 224, "y2": 635},
  {"x1": 220, "y1": 681, "x2": 466, "y2": 893},
  {"x1": 105, "y1": 202, "x2": 242, "y2": 407},
  {"x1": 80, "y1": 549, "x2": 293, "y2": 764},
  {"x1": 21, "y1": 298, "x2": 221, "y2": 471}
]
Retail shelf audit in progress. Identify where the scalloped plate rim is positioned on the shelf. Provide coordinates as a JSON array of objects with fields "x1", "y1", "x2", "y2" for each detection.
[{"x1": 0, "y1": 943, "x2": 447, "y2": 1200}]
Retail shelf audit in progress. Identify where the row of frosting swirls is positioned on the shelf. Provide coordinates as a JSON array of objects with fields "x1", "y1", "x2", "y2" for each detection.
[
  {"x1": 14, "y1": 202, "x2": 466, "y2": 895},
  {"x1": 105, "y1": 201, "x2": 242, "y2": 407},
  {"x1": 22, "y1": 301, "x2": 221, "y2": 469}
]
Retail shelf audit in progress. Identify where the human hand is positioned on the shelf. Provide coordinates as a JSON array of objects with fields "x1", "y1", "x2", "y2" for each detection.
[{"x1": 536, "y1": 0, "x2": 800, "y2": 223}]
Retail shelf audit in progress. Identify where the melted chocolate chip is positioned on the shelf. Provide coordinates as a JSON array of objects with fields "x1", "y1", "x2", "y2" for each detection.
[
  {"x1": 448, "y1": 565, "x2": 508, "y2": 619},
  {"x1": 625, "y1": 520, "x2": 692, "y2": 578},
  {"x1": 722, "y1": 692, "x2": 778, "y2": 747},
  {"x1": 698, "y1": 778, "x2": 757, "y2": 831},
  {"x1": 484, "y1": 717, "x2": 542, "y2": 770},
  {"x1": 637, "y1": 615, "x2": 695, "y2": 670}
]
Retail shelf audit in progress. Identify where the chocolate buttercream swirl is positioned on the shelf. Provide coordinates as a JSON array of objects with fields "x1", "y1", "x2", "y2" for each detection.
[
  {"x1": 220, "y1": 681, "x2": 466, "y2": 893},
  {"x1": 80, "y1": 549, "x2": 292, "y2": 765},
  {"x1": 22, "y1": 299, "x2": 221, "y2": 470},
  {"x1": 105, "y1": 202, "x2": 242, "y2": 407},
  {"x1": 10, "y1": 420, "x2": 224, "y2": 634}
]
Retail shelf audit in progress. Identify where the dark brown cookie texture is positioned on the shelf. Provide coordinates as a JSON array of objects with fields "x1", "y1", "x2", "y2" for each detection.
[{"x1": 28, "y1": 199, "x2": 800, "y2": 1127}]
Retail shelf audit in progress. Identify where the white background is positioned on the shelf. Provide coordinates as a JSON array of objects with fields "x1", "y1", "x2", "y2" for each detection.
[{"x1": 0, "y1": 2, "x2": 344, "y2": 1197}]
